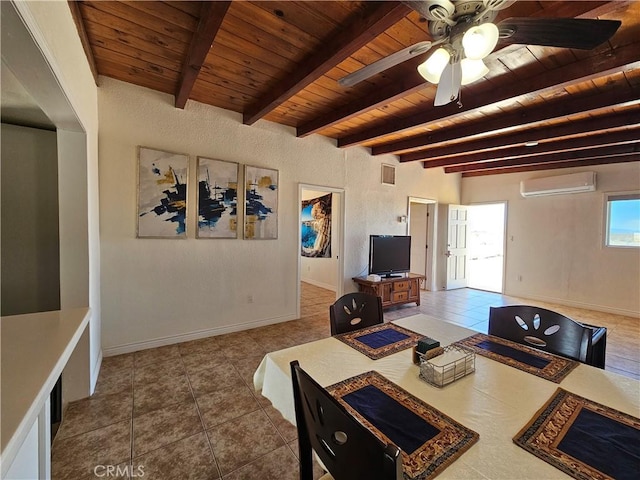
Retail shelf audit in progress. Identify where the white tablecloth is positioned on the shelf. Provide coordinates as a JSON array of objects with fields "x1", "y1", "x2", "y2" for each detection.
[{"x1": 254, "y1": 314, "x2": 640, "y2": 479}]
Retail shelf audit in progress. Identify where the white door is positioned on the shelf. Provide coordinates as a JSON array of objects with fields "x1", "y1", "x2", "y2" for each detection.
[
  {"x1": 409, "y1": 202, "x2": 428, "y2": 278},
  {"x1": 446, "y1": 205, "x2": 469, "y2": 290}
]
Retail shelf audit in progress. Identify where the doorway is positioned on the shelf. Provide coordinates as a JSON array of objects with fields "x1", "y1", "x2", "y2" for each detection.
[
  {"x1": 467, "y1": 203, "x2": 507, "y2": 293},
  {"x1": 297, "y1": 184, "x2": 345, "y2": 316},
  {"x1": 408, "y1": 197, "x2": 437, "y2": 291}
]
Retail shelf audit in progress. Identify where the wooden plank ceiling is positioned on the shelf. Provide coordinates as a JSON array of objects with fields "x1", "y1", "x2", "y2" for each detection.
[{"x1": 70, "y1": 0, "x2": 640, "y2": 176}]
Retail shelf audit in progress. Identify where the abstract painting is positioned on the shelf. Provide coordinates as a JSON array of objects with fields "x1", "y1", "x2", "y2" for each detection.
[
  {"x1": 137, "y1": 147, "x2": 188, "y2": 238},
  {"x1": 301, "y1": 193, "x2": 332, "y2": 257},
  {"x1": 196, "y1": 157, "x2": 239, "y2": 238},
  {"x1": 244, "y1": 165, "x2": 278, "y2": 239}
]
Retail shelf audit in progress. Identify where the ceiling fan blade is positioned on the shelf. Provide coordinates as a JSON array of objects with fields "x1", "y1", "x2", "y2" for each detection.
[
  {"x1": 434, "y1": 61, "x2": 461, "y2": 106},
  {"x1": 497, "y1": 17, "x2": 621, "y2": 50},
  {"x1": 338, "y1": 41, "x2": 432, "y2": 88}
]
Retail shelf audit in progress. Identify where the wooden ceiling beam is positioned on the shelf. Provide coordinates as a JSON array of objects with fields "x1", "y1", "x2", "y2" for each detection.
[
  {"x1": 401, "y1": 109, "x2": 640, "y2": 164},
  {"x1": 175, "y1": 1, "x2": 230, "y2": 109},
  {"x1": 68, "y1": 0, "x2": 99, "y2": 84},
  {"x1": 461, "y1": 155, "x2": 640, "y2": 177},
  {"x1": 337, "y1": 42, "x2": 640, "y2": 147},
  {"x1": 243, "y1": 1, "x2": 411, "y2": 125},
  {"x1": 424, "y1": 129, "x2": 639, "y2": 169},
  {"x1": 296, "y1": 57, "x2": 426, "y2": 137},
  {"x1": 385, "y1": 91, "x2": 640, "y2": 158},
  {"x1": 443, "y1": 143, "x2": 640, "y2": 174}
]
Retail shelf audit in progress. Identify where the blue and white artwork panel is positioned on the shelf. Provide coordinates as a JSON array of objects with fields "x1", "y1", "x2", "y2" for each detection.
[
  {"x1": 137, "y1": 147, "x2": 189, "y2": 238},
  {"x1": 244, "y1": 165, "x2": 278, "y2": 240},
  {"x1": 196, "y1": 157, "x2": 239, "y2": 238}
]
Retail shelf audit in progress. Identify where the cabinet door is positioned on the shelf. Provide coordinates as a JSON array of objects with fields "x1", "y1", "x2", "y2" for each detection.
[{"x1": 380, "y1": 283, "x2": 393, "y2": 304}]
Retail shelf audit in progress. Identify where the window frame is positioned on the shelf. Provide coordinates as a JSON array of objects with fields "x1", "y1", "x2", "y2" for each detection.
[{"x1": 604, "y1": 191, "x2": 640, "y2": 249}]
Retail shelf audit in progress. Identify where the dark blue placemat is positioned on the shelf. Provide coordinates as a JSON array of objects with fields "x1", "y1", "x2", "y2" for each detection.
[
  {"x1": 454, "y1": 333, "x2": 578, "y2": 383},
  {"x1": 476, "y1": 339, "x2": 550, "y2": 369},
  {"x1": 355, "y1": 329, "x2": 410, "y2": 349},
  {"x1": 334, "y1": 323, "x2": 423, "y2": 360},
  {"x1": 343, "y1": 384, "x2": 439, "y2": 454},
  {"x1": 327, "y1": 371, "x2": 479, "y2": 479},
  {"x1": 515, "y1": 388, "x2": 640, "y2": 480}
]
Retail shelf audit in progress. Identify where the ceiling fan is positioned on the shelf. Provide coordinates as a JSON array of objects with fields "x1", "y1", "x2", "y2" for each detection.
[{"x1": 338, "y1": 0, "x2": 621, "y2": 106}]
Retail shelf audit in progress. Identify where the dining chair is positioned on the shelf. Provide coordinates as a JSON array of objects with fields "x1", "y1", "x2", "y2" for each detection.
[
  {"x1": 488, "y1": 305, "x2": 607, "y2": 368},
  {"x1": 329, "y1": 292, "x2": 384, "y2": 335},
  {"x1": 290, "y1": 360, "x2": 403, "y2": 480}
]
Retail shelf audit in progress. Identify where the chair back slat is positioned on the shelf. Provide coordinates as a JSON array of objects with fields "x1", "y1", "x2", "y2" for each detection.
[
  {"x1": 488, "y1": 305, "x2": 606, "y2": 367},
  {"x1": 329, "y1": 293, "x2": 383, "y2": 335}
]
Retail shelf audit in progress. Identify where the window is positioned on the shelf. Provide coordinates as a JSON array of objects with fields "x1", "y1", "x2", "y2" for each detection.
[{"x1": 605, "y1": 193, "x2": 640, "y2": 247}]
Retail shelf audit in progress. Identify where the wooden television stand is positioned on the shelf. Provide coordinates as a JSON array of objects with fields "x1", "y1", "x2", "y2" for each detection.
[{"x1": 352, "y1": 273, "x2": 424, "y2": 309}]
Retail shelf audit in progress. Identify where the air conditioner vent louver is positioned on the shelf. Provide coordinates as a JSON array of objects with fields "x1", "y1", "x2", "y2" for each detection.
[
  {"x1": 520, "y1": 171, "x2": 596, "y2": 198},
  {"x1": 381, "y1": 164, "x2": 396, "y2": 186}
]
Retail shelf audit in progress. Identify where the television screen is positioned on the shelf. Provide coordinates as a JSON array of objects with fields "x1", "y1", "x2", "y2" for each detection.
[{"x1": 369, "y1": 235, "x2": 411, "y2": 277}]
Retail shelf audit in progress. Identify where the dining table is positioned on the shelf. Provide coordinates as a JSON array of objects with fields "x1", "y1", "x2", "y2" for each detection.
[{"x1": 253, "y1": 313, "x2": 640, "y2": 479}]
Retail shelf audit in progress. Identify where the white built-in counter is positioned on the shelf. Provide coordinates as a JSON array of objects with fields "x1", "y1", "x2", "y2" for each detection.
[{"x1": 1, "y1": 308, "x2": 91, "y2": 479}]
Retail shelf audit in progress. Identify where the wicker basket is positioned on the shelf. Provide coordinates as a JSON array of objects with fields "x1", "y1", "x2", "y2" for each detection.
[{"x1": 418, "y1": 345, "x2": 475, "y2": 387}]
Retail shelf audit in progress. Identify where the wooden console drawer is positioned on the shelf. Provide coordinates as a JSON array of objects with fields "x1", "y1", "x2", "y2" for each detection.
[
  {"x1": 352, "y1": 274, "x2": 424, "y2": 309},
  {"x1": 392, "y1": 291, "x2": 409, "y2": 302},
  {"x1": 393, "y1": 281, "x2": 410, "y2": 291}
]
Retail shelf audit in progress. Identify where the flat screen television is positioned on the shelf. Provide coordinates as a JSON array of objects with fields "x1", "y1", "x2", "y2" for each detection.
[{"x1": 368, "y1": 235, "x2": 411, "y2": 278}]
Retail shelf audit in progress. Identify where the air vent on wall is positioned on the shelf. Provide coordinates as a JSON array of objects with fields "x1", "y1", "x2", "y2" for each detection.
[
  {"x1": 381, "y1": 164, "x2": 396, "y2": 186},
  {"x1": 520, "y1": 171, "x2": 596, "y2": 198}
]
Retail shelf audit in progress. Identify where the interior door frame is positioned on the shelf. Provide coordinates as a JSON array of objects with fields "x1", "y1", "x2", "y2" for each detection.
[
  {"x1": 407, "y1": 197, "x2": 437, "y2": 291},
  {"x1": 297, "y1": 183, "x2": 345, "y2": 318}
]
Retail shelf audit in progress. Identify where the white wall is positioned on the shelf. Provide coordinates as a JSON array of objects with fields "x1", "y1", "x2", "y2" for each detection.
[
  {"x1": 301, "y1": 189, "x2": 339, "y2": 291},
  {"x1": 1, "y1": 124, "x2": 60, "y2": 316},
  {"x1": 462, "y1": 164, "x2": 640, "y2": 316},
  {"x1": 98, "y1": 78, "x2": 461, "y2": 353}
]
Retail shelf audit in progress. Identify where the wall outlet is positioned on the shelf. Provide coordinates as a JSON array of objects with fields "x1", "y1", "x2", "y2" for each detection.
[{"x1": 247, "y1": 294, "x2": 254, "y2": 303}]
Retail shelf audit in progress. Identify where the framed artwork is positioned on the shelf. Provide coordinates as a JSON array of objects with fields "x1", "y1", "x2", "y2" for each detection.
[
  {"x1": 244, "y1": 165, "x2": 278, "y2": 239},
  {"x1": 196, "y1": 157, "x2": 239, "y2": 238},
  {"x1": 301, "y1": 193, "x2": 332, "y2": 257},
  {"x1": 137, "y1": 146, "x2": 189, "y2": 238}
]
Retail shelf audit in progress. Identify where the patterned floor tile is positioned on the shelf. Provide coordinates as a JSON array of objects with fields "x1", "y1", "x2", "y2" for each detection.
[
  {"x1": 134, "y1": 357, "x2": 186, "y2": 386},
  {"x1": 222, "y1": 444, "x2": 298, "y2": 480},
  {"x1": 133, "y1": 400, "x2": 202, "y2": 457},
  {"x1": 206, "y1": 410, "x2": 284, "y2": 476},
  {"x1": 52, "y1": 420, "x2": 131, "y2": 480},
  {"x1": 133, "y1": 374, "x2": 193, "y2": 416},
  {"x1": 188, "y1": 362, "x2": 246, "y2": 398},
  {"x1": 56, "y1": 392, "x2": 132, "y2": 440},
  {"x1": 133, "y1": 432, "x2": 220, "y2": 479},
  {"x1": 197, "y1": 383, "x2": 261, "y2": 429}
]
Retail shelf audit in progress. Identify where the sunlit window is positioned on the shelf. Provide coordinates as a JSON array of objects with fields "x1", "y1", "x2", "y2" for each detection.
[{"x1": 605, "y1": 193, "x2": 640, "y2": 247}]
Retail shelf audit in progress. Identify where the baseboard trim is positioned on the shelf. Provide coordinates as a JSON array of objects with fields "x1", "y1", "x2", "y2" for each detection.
[
  {"x1": 102, "y1": 313, "x2": 299, "y2": 357},
  {"x1": 91, "y1": 350, "x2": 102, "y2": 394},
  {"x1": 503, "y1": 291, "x2": 640, "y2": 319}
]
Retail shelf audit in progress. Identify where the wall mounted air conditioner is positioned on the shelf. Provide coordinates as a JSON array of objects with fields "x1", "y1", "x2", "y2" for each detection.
[{"x1": 520, "y1": 171, "x2": 596, "y2": 198}]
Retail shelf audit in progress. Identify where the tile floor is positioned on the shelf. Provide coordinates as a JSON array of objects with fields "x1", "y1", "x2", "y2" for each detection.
[{"x1": 52, "y1": 283, "x2": 639, "y2": 479}]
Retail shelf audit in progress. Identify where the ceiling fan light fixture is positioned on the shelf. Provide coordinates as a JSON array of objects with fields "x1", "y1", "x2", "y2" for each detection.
[
  {"x1": 462, "y1": 23, "x2": 499, "y2": 60},
  {"x1": 460, "y1": 58, "x2": 489, "y2": 85},
  {"x1": 417, "y1": 47, "x2": 451, "y2": 84}
]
